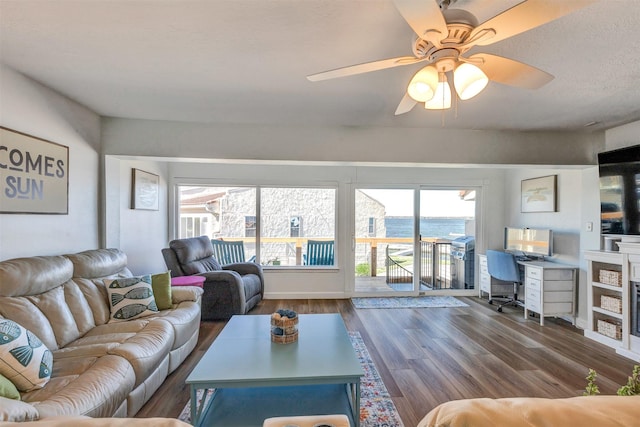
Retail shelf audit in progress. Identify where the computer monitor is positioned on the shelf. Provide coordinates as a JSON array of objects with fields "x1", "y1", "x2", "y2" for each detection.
[{"x1": 504, "y1": 227, "x2": 553, "y2": 258}]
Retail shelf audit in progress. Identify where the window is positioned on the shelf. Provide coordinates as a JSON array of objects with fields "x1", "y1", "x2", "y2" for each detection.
[
  {"x1": 368, "y1": 217, "x2": 376, "y2": 236},
  {"x1": 261, "y1": 187, "x2": 336, "y2": 266},
  {"x1": 290, "y1": 216, "x2": 302, "y2": 237},
  {"x1": 177, "y1": 185, "x2": 336, "y2": 266},
  {"x1": 245, "y1": 216, "x2": 256, "y2": 237},
  {"x1": 180, "y1": 215, "x2": 210, "y2": 238},
  {"x1": 177, "y1": 186, "x2": 257, "y2": 261}
]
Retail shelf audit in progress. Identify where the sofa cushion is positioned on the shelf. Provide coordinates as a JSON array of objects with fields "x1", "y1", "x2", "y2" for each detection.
[
  {"x1": 106, "y1": 276, "x2": 159, "y2": 322},
  {"x1": 0, "y1": 255, "x2": 73, "y2": 297},
  {"x1": 0, "y1": 372, "x2": 20, "y2": 400},
  {"x1": 23, "y1": 354, "x2": 136, "y2": 418},
  {"x1": 151, "y1": 272, "x2": 172, "y2": 310},
  {"x1": 0, "y1": 319, "x2": 53, "y2": 392},
  {"x1": 66, "y1": 249, "x2": 130, "y2": 280}
]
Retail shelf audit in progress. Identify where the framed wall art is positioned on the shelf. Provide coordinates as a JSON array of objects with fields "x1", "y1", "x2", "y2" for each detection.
[
  {"x1": 0, "y1": 127, "x2": 69, "y2": 214},
  {"x1": 521, "y1": 175, "x2": 557, "y2": 213},
  {"x1": 131, "y1": 168, "x2": 159, "y2": 210}
]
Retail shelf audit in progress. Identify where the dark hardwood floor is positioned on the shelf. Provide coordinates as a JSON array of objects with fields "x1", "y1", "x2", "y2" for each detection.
[{"x1": 136, "y1": 297, "x2": 637, "y2": 426}]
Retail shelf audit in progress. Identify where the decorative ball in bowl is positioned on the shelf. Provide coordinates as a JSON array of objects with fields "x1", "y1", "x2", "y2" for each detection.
[{"x1": 271, "y1": 309, "x2": 298, "y2": 343}]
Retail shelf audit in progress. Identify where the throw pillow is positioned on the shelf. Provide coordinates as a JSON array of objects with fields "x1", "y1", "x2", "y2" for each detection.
[
  {"x1": 106, "y1": 275, "x2": 159, "y2": 322},
  {"x1": 0, "y1": 372, "x2": 21, "y2": 400},
  {"x1": 151, "y1": 271, "x2": 172, "y2": 310},
  {"x1": 0, "y1": 319, "x2": 53, "y2": 392}
]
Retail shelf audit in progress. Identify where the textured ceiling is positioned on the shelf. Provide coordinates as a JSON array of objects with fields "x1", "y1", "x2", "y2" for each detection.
[{"x1": 1, "y1": 0, "x2": 639, "y2": 132}]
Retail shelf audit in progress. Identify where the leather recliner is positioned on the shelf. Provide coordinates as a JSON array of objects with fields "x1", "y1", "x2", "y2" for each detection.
[{"x1": 162, "y1": 236, "x2": 264, "y2": 320}]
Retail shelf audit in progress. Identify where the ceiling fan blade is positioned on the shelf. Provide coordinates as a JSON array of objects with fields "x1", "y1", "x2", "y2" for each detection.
[
  {"x1": 395, "y1": 92, "x2": 418, "y2": 115},
  {"x1": 392, "y1": 0, "x2": 448, "y2": 45},
  {"x1": 471, "y1": 53, "x2": 553, "y2": 89},
  {"x1": 468, "y1": 0, "x2": 596, "y2": 47},
  {"x1": 307, "y1": 56, "x2": 426, "y2": 82}
]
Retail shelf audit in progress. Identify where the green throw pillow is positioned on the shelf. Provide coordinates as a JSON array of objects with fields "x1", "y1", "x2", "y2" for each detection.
[
  {"x1": 0, "y1": 372, "x2": 20, "y2": 400},
  {"x1": 152, "y1": 271, "x2": 173, "y2": 310}
]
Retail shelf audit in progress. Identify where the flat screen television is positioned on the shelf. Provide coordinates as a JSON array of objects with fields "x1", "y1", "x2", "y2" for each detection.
[
  {"x1": 504, "y1": 227, "x2": 553, "y2": 258},
  {"x1": 598, "y1": 144, "x2": 640, "y2": 236}
]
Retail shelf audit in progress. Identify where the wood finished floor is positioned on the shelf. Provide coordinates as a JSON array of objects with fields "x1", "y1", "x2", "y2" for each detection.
[{"x1": 136, "y1": 297, "x2": 638, "y2": 426}]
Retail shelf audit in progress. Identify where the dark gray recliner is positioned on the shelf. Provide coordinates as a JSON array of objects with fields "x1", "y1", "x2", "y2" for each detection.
[{"x1": 162, "y1": 236, "x2": 264, "y2": 320}]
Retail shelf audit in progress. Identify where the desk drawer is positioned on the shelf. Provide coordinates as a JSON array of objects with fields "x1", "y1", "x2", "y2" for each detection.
[
  {"x1": 525, "y1": 277, "x2": 541, "y2": 292},
  {"x1": 527, "y1": 267, "x2": 542, "y2": 280},
  {"x1": 527, "y1": 296, "x2": 541, "y2": 313},
  {"x1": 542, "y1": 302, "x2": 573, "y2": 314},
  {"x1": 543, "y1": 269, "x2": 574, "y2": 281},
  {"x1": 480, "y1": 276, "x2": 490, "y2": 292},
  {"x1": 543, "y1": 291, "x2": 573, "y2": 303},
  {"x1": 543, "y1": 281, "x2": 574, "y2": 292}
]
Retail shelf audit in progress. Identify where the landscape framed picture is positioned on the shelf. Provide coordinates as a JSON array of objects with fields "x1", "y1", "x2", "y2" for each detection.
[
  {"x1": 131, "y1": 168, "x2": 159, "y2": 210},
  {"x1": 0, "y1": 127, "x2": 69, "y2": 214},
  {"x1": 521, "y1": 175, "x2": 557, "y2": 213}
]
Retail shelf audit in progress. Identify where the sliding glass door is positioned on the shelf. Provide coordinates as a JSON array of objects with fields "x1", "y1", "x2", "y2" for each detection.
[
  {"x1": 354, "y1": 188, "x2": 416, "y2": 294},
  {"x1": 419, "y1": 189, "x2": 476, "y2": 292},
  {"x1": 354, "y1": 187, "x2": 477, "y2": 295}
]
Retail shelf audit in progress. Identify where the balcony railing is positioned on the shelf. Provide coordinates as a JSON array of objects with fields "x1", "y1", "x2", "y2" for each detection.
[{"x1": 211, "y1": 236, "x2": 452, "y2": 288}]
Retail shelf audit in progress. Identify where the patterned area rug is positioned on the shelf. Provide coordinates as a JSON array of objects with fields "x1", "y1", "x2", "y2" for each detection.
[
  {"x1": 352, "y1": 296, "x2": 468, "y2": 309},
  {"x1": 178, "y1": 331, "x2": 404, "y2": 427}
]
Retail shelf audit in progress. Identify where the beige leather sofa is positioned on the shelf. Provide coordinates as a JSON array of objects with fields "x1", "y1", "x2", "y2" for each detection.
[
  {"x1": 0, "y1": 249, "x2": 203, "y2": 422},
  {"x1": 418, "y1": 395, "x2": 640, "y2": 427}
]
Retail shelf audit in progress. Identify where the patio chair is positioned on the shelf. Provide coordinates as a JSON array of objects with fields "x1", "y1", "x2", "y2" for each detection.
[
  {"x1": 304, "y1": 240, "x2": 334, "y2": 265},
  {"x1": 211, "y1": 239, "x2": 251, "y2": 265}
]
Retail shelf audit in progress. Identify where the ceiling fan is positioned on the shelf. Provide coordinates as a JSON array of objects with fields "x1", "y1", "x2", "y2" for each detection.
[{"x1": 307, "y1": 0, "x2": 595, "y2": 114}]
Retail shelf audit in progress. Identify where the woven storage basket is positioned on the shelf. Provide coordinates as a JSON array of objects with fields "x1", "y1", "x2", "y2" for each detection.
[
  {"x1": 270, "y1": 313, "x2": 298, "y2": 344},
  {"x1": 599, "y1": 270, "x2": 622, "y2": 287},
  {"x1": 600, "y1": 295, "x2": 623, "y2": 314},
  {"x1": 597, "y1": 319, "x2": 622, "y2": 340},
  {"x1": 271, "y1": 330, "x2": 299, "y2": 344}
]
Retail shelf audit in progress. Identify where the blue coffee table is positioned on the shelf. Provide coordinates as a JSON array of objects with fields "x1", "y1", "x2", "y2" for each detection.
[{"x1": 186, "y1": 313, "x2": 363, "y2": 427}]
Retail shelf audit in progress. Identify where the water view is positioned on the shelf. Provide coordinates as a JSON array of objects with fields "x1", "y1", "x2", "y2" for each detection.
[{"x1": 385, "y1": 217, "x2": 469, "y2": 239}]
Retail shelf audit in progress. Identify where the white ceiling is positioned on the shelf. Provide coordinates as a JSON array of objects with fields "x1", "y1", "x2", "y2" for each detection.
[{"x1": 1, "y1": 0, "x2": 639, "y2": 132}]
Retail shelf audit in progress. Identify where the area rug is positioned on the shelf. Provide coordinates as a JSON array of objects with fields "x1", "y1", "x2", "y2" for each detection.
[
  {"x1": 178, "y1": 331, "x2": 404, "y2": 427},
  {"x1": 351, "y1": 296, "x2": 468, "y2": 309}
]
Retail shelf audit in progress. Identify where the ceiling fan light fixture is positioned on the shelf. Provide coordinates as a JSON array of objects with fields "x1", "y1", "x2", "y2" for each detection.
[
  {"x1": 453, "y1": 62, "x2": 489, "y2": 100},
  {"x1": 424, "y1": 72, "x2": 451, "y2": 110},
  {"x1": 407, "y1": 66, "x2": 439, "y2": 102}
]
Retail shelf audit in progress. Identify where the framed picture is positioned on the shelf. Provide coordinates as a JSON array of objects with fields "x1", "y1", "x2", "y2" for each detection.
[
  {"x1": 131, "y1": 169, "x2": 159, "y2": 210},
  {"x1": 0, "y1": 127, "x2": 69, "y2": 214},
  {"x1": 521, "y1": 175, "x2": 557, "y2": 213}
]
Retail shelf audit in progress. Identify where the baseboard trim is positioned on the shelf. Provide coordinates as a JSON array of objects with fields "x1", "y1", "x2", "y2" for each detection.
[{"x1": 264, "y1": 291, "x2": 350, "y2": 299}]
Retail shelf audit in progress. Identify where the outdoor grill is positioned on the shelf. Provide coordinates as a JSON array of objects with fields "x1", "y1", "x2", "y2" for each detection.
[{"x1": 451, "y1": 236, "x2": 475, "y2": 290}]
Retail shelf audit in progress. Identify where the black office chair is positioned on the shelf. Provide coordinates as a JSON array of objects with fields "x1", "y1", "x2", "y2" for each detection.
[{"x1": 486, "y1": 249, "x2": 523, "y2": 312}]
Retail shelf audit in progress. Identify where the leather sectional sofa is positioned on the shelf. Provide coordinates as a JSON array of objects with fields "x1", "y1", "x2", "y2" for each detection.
[{"x1": 0, "y1": 249, "x2": 203, "y2": 422}]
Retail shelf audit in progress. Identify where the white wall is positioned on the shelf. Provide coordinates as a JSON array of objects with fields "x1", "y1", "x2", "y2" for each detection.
[
  {"x1": 103, "y1": 157, "x2": 169, "y2": 275},
  {"x1": 102, "y1": 117, "x2": 604, "y2": 166},
  {"x1": 499, "y1": 121, "x2": 640, "y2": 328},
  {"x1": 0, "y1": 65, "x2": 101, "y2": 260}
]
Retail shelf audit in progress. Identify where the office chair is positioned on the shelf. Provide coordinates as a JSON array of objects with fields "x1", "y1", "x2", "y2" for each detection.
[{"x1": 486, "y1": 249, "x2": 523, "y2": 312}]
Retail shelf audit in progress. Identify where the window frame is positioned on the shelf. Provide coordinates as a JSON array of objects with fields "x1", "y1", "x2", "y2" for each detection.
[{"x1": 172, "y1": 182, "x2": 339, "y2": 269}]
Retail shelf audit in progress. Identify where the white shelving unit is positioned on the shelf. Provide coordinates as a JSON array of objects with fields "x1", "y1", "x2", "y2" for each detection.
[{"x1": 584, "y1": 249, "x2": 639, "y2": 361}]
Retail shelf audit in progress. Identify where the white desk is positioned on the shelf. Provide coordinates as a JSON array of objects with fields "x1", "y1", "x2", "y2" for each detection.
[{"x1": 519, "y1": 260, "x2": 577, "y2": 326}]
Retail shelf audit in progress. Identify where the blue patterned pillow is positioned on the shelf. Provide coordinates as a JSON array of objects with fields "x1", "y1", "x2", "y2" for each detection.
[
  {"x1": 106, "y1": 275, "x2": 159, "y2": 322},
  {"x1": 0, "y1": 319, "x2": 52, "y2": 392}
]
